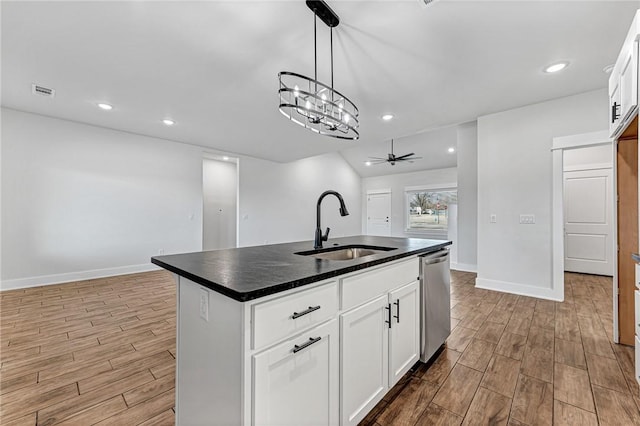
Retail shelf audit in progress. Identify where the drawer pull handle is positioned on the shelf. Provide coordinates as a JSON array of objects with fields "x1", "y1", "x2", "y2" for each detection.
[
  {"x1": 293, "y1": 336, "x2": 322, "y2": 353},
  {"x1": 612, "y1": 102, "x2": 620, "y2": 123},
  {"x1": 394, "y1": 299, "x2": 400, "y2": 323},
  {"x1": 292, "y1": 305, "x2": 321, "y2": 319}
]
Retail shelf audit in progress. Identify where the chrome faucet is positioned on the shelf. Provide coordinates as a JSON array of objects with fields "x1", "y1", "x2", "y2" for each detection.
[{"x1": 314, "y1": 190, "x2": 350, "y2": 249}]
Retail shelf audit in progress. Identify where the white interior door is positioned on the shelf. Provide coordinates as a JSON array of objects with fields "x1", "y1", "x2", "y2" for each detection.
[
  {"x1": 367, "y1": 191, "x2": 391, "y2": 236},
  {"x1": 564, "y1": 168, "x2": 614, "y2": 276}
]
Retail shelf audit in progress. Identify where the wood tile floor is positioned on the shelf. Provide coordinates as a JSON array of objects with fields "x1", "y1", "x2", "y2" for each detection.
[{"x1": 0, "y1": 270, "x2": 638, "y2": 425}]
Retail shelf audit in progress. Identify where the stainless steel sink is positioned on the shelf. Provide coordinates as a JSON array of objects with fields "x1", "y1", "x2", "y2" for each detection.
[{"x1": 295, "y1": 245, "x2": 396, "y2": 261}]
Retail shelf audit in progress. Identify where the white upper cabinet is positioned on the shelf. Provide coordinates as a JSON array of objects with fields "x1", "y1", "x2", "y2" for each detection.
[{"x1": 609, "y1": 11, "x2": 640, "y2": 138}]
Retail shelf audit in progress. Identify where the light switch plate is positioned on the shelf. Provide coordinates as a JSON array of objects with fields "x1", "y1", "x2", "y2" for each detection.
[
  {"x1": 519, "y1": 214, "x2": 535, "y2": 224},
  {"x1": 490, "y1": 214, "x2": 497, "y2": 223}
]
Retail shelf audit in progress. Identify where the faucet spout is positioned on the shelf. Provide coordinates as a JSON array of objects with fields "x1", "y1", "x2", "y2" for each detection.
[{"x1": 314, "y1": 190, "x2": 349, "y2": 249}]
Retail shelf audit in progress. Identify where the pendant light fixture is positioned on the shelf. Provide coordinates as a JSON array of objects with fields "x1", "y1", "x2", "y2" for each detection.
[{"x1": 278, "y1": 0, "x2": 359, "y2": 140}]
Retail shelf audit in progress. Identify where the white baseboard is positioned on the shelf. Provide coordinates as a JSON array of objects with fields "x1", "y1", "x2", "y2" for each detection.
[
  {"x1": 1, "y1": 263, "x2": 162, "y2": 292},
  {"x1": 450, "y1": 263, "x2": 477, "y2": 273},
  {"x1": 475, "y1": 277, "x2": 564, "y2": 302}
]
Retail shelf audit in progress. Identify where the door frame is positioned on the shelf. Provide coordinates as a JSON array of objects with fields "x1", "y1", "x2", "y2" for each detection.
[
  {"x1": 366, "y1": 189, "x2": 392, "y2": 236},
  {"x1": 551, "y1": 130, "x2": 615, "y2": 340}
]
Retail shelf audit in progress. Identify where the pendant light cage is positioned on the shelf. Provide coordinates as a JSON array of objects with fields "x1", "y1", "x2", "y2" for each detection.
[{"x1": 278, "y1": 0, "x2": 359, "y2": 140}]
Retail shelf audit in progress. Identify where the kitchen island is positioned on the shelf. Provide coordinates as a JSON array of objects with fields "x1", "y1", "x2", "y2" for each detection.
[{"x1": 152, "y1": 235, "x2": 450, "y2": 426}]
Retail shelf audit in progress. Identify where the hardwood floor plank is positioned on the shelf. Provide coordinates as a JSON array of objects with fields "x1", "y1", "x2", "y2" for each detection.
[
  {"x1": 521, "y1": 347, "x2": 554, "y2": 384},
  {"x1": 93, "y1": 388, "x2": 174, "y2": 426},
  {"x1": 415, "y1": 404, "x2": 462, "y2": 426},
  {"x1": 554, "y1": 338, "x2": 586, "y2": 370},
  {"x1": 526, "y1": 326, "x2": 554, "y2": 352},
  {"x1": 553, "y1": 400, "x2": 598, "y2": 426},
  {"x1": 457, "y1": 338, "x2": 496, "y2": 372},
  {"x1": 504, "y1": 315, "x2": 531, "y2": 337},
  {"x1": 0, "y1": 383, "x2": 78, "y2": 423},
  {"x1": 419, "y1": 349, "x2": 461, "y2": 386},
  {"x1": 461, "y1": 387, "x2": 510, "y2": 426},
  {"x1": 495, "y1": 332, "x2": 527, "y2": 361},
  {"x1": 54, "y1": 395, "x2": 128, "y2": 426},
  {"x1": 555, "y1": 312, "x2": 581, "y2": 344},
  {"x1": 485, "y1": 308, "x2": 512, "y2": 325},
  {"x1": 592, "y1": 385, "x2": 640, "y2": 425},
  {"x1": 123, "y1": 371, "x2": 176, "y2": 408},
  {"x1": 510, "y1": 374, "x2": 553, "y2": 426},
  {"x1": 376, "y1": 377, "x2": 438, "y2": 426},
  {"x1": 553, "y1": 362, "x2": 595, "y2": 412},
  {"x1": 480, "y1": 355, "x2": 520, "y2": 398},
  {"x1": 445, "y1": 326, "x2": 476, "y2": 353},
  {"x1": 432, "y1": 364, "x2": 483, "y2": 416},
  {"x1": 585, "y1": 352, "x2": 629, "y2": 393},
  {"x1": 138, "y1": 409, "x2": 176, "y2": 426},
  {"x1": 37, "y1": 370, "x2": 155, "y2": 425},
  {"x1": 474, "y1": 321, "x2": 505, "y2": 344}
]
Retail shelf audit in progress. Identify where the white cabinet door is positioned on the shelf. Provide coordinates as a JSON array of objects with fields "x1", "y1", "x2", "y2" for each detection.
[
  {"x1": 619, "y1": 41, "x2": 638, "y2": 124},
  {"x1": 609, "y1": 72, "x2": 621, "y2": 137},
  {"x1": 253, "y1": 319, "x2": 339, "y2": 426},
  {"x1": 388, "y1": 280, "x2": 420, "y2": 387},
  {"x1": 340, "y1": 295, "x2": 389, "y2": 426}
]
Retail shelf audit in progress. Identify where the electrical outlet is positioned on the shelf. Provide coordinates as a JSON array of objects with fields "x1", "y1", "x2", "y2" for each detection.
[
  {"x1": 158, "y1": 249, "x2": 165, "y2": 255},
  {"x1": 200, "y1": 289, "x2": 209, "y2": 321},
  {"x1": 490, "y1": 214, "x2": 497, "y2": 223},
  {"x1": 519, "y1": 214, "x2": 535, "y2": 224}
]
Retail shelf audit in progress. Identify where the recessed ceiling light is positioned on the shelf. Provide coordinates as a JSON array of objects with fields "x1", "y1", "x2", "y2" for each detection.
[
  {"x1": 448, "y1": 147, "x2": 455, "y2": 153},
  {"x1": 365, "y1": 161, "x2": 372, "y2": 166},
  {"x1": 543, "y1": 62, "x2": 569, "y2": 73},
  {"x1": 603, "y1": 64, "x2": 614, "y2": 74},
  {"x1": 381, "y1": 114, "x2": 394, "y2": 121},
  {"x1": 97, "y1": 103, "x2": 113, "y2": 110},
  {"x1": 162, "y1": 119, "x2": 175, "y2": 126},
  {"x1": 222, "y1": 156, "x2": 230, "y2": 161}
]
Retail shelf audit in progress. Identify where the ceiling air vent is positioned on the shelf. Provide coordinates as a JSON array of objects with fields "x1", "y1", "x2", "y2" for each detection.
[{"x1": 32, "y1": 84, "x2": 55, "y2": 98}]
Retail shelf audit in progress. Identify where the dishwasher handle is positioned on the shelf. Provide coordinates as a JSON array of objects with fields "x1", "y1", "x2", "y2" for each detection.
[{"x1": 422, "y1": 251, "x2": 449, "y2": 265}]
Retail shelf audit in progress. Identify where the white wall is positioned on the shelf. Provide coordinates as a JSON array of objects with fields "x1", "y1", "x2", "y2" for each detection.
[
  {"x1": 476, "y1": 89, "x2": 609, "y2": 300},
  {"x1": 1, "y1": 109, "x2": 363, "y2": 289},
  {"x1": 238, "y1": 152, "x2": 362, "y2": 247},
  {"x1": 203, "y1": 158, "x2": 237, "y2": 250},
  {"x1": 361, "y1": 167, "x2": 457, "y2": 239},
  {"x1": 456, "y1": 121, "x2": 478, "y2": 272},
  {"x1": 1, "y1": 108, "x2": 204, "y2": 288}
]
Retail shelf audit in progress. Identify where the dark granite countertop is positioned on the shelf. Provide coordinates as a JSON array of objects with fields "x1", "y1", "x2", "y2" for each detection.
[
  {"x1": 633, "y1": 253, "x2": 640, "y2": 264},
  {"x1": 151, "y1": 235, "x2": 451, "y2": 302}
]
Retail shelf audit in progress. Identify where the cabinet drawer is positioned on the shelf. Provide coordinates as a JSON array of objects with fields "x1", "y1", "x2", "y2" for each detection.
[
  {"x1": 635, "y1": 290, "x2": 640, "y2": 337},
  {"x1": 252, "y1": 281, "x2": 338, "y2": 350},
  {"x1": 341, "y1": 258, "x2": 418, "y2": 311}
]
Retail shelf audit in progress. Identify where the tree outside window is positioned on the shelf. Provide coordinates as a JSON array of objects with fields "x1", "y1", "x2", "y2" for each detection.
[{"x1": 407, "y1": 190, "x2": 457, "y2": 231}]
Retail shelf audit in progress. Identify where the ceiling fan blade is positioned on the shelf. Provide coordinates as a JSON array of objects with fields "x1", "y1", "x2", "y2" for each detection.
[
  {"x1": 368, "y1": 157, "x2": 387, "y2": 160},
  {"x1": 395, "y1": 153, "x2": 415, "y2": 160}
]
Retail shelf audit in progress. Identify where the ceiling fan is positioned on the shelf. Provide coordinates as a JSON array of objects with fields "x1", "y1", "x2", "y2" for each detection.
[{"x1": 368, "y1": 139, "x2": 422, "y2": 166}]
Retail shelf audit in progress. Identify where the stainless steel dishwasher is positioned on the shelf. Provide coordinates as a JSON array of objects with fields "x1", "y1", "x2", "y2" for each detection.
[{"x1": 420, "y1": 249, "x2": 451, "y2": 363}]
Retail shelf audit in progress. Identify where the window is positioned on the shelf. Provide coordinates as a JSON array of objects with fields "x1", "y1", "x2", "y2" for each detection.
[{"x1": 405, "y1": 188, "x2": 457, "y2": 234}]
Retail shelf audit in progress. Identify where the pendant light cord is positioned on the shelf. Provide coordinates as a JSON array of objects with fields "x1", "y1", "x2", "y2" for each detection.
[{"x1": 314, "y1": 14, "x2": 318, "y2": 89}]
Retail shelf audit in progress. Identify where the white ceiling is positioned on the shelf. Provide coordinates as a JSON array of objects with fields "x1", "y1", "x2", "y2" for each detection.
[{"x1": 2, "y1": 1, "x2": 638, "y2": 166}]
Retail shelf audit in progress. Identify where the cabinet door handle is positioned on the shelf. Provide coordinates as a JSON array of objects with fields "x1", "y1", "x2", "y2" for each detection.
[
  {"x1": 612, "y1": 102, "x2": 620, "y2": 123},
  {"x1": 292, "y1": 305, "x2": 321, "y2": 319},
  {"x1": 394, "y1": 299, "x2": 400, "y2": 323},
  {"x1": 292, "y1": 336, "x2": 322, "y2": 353},
  {"x1": 385, "y1": 303, "x2": 392, "y2": 328}
]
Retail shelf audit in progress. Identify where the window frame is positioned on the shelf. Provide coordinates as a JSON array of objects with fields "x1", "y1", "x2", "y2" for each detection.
[{"x1": 404, "y1": 184, "x2": 457, "y2": 238}]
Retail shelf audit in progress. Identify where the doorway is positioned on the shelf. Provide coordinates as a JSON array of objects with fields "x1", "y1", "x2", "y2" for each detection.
[
  {"x1": 562, "y1": 145, "x2": 614, "y2": 276},
  {"x1": 366, "y1": 190, "x2": 391, "y2": 236},
  {"x1": 202, "y1": 157, "x2": 238, "y2": 250}
]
